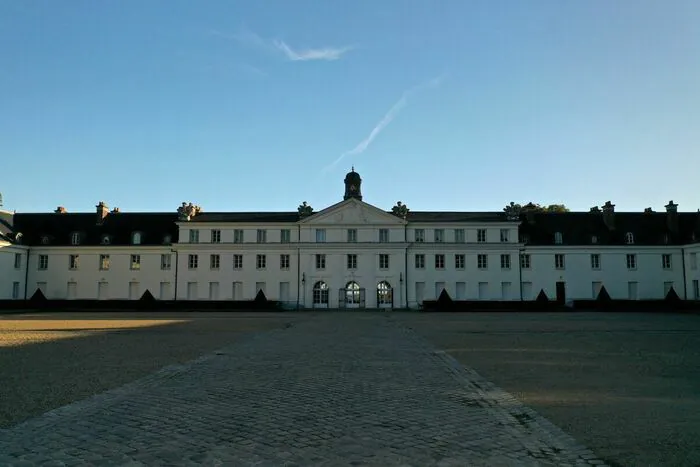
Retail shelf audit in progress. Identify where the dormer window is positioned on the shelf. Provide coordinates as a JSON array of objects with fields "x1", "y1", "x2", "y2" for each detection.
[
  {"x1": 101, "y1": 235, "x2": 111, "y2": 245},
  {"x1": 14, "y1": 233, "x2": 23, "y2": 244},
  {"x1": 518, "y1": 233, "x2": 530, "y2": 243},
  {"x1": 625, "y1": 232, "x2": 634, "y2": 244},
  {"x1": 554, "y1": 232, "x2": 563, "y2": 245},
  {"x1": 132, "y1": 232, "x2": 142, "y2": 245},
  {"x1": 663, "y1": 234, "x2": 669, "y2": 244},
  {"x1": 591, "y1": 235, "x2": 598, "y2": 244},
  {"x1": 71, "y1": 232, "x2": 81, "y2": 245},
  {"x1": 163, "y1": 234, "x2": 172, "y2": 245},
  {"x1": 41, "y1": 236, "x2": 50, "y2": 245}
]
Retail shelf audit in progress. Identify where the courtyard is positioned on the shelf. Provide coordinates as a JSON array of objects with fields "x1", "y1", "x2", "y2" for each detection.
[{"x1": 0, "y1": 310, "x2": 698, "y2": 466}]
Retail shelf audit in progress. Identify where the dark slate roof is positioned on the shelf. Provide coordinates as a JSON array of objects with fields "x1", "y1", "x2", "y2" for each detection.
[
  {"x1": 12, "y1": 212, "x2": 179, "y2": 246},
  {"x1": 406, "y1": 211, "x2": 508, "y2": 222},
  {"x1": 192, "y1": 212, "x2": 300, "y2": 223},
  {"x1": 519, "y1": 211, "x2": 700, "y2": 246}
]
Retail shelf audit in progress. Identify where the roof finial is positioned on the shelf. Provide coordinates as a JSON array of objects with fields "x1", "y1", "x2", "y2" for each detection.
[{"x1": 351, "y1": 165, "x2": 354, "y2": 172}]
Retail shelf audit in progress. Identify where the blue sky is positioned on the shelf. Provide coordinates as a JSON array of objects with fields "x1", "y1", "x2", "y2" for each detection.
[{"x1": 1, "y1": 0, "x2": 699, "y2": 214}]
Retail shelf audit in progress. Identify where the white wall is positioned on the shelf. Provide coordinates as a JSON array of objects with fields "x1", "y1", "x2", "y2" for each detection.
[
  {"x1": 684, "y1": 244, "x2": 700, "y2": 300},
  {"x1": 0, "y1": 242, "x2": 28, "y2": 299}
]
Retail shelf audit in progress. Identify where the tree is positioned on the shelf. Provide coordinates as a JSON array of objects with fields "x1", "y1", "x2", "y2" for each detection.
[{"x1": 518, "y1": 202, "x2": 570, "y2": 213}]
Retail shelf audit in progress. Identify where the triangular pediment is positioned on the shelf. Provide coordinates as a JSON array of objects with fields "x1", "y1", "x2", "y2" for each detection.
[{"x1": 300, "y1": 198, "x2": 406, "y2": 225}]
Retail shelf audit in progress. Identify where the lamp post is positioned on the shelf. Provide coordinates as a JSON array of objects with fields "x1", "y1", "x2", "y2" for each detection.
[
  {"x1": 301, "y1": 273, "x2": 306, "y2": 310},
  {"x1": 399, "y1": 272, "x2": 403, "y2": 309}
]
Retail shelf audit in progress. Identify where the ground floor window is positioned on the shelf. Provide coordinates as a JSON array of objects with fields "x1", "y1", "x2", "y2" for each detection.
[
  {"x1": 313, "y1": 281, "x2": 329, "y2": 305},
  {"x1": 377, "y1": 281, "x2": 392, "y2": 306},
  {"x1": 345, "y1": 281, "x2": 361, "y2": 304}
]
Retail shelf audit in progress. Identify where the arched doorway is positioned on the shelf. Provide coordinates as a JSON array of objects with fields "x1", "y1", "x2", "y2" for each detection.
[
  {"x1": 313, "y1": 281, "x2": 329, "y2": 308},
  {"x1": 377, "y1": 281, "x2": 393, "y2": 309},
  {"x1": 344, "y1": 281, "x2": 362, "y2": 309}
]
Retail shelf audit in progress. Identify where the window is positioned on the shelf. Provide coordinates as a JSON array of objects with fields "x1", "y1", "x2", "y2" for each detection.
[
  {"x1": 591, "y1": 254, "x2": 600, "y2": 269},
  {"x1": 280, "y1": 254, "x2": 290, "y2": 270},
  {"x1": 14, "y1": 253, "x2": 21, "y2": 269},
  {"x1": 691, "y1": 252, "x2": 697, "y2": 270},
  {"x1": 377, "y1": 281, "x2": 392, "y2": 305},
  {"x1": 189, "y1": 229, "x2": 199, "y2": 243},
  {"x1": 500, "y1": 254, "x2": 511, "y2": 269},
  {"x1": 233, "y1": 229, "x2": 244, "y2": 243},
  {"x1": 454, "y1": 229, "x2": 465, "y2": 243},
  {"x1": 161, "y1": 254, "x2": 171, "y2": 270},
  {"x1": 519, "y1": 233, "x2": 530, "y2": 243},
  {"x1": 257, "y1": 229, "x2": 267, "y2": 243},
  {"x1": 379, "y1": 254, "x2": 389, "y2": 269},
  {"x1": 591, "y1": 235, "x2": 598, "y2": 244},
  {"x1": 626, "y1": 254, "x2": 637, "y2": 270},
  {"x1": 477, "y1": 229, "x2": 487, "y2": 243},
  {"x1": 435, "y1": 254, "x2": 445, "y2": 269},
  {"x1": 12, "y1": 282, "x2": 20, "y2": 299},
  {"x1": 345, "y1": 281, "x2": 361, "y2": 305},
  {"x1": 211, "y1": 230, "x2": 221, "y2": 243},
  {"x1": 500, "y1": 229, "x2": 509, "y2": 242},
  {"x1": 555, "y1": 254, "x2": 565, "y2": 269},
  {"x1": 132, "y1": 232, "x2": 142, "y2": 245},
  {"x1": 434, "y1": 229, "x2": 444, "y2": 243},
  {"x1": 131, "y1": 254, "x2": 141, "y2": 270},
  {"x1": 210, "y1": 254, "x2": 220, "y2": 270},
  {"x1": 477, "y1": 254, "x2": 488, "y2": 269},
  {"x1": 101, "y1": 235, "x2": 110, "y2": 245},
  {"x1": 625, "y1": 232, "x2": 634, "y2": 244},
  {"x1": 316, "y1": 254, "x2": 326, "y2": 270},
  {"x1": 188, "y1": 254, "x2": 198, "y2": 269},
  {"x1": 554, "y1": 232, "x2": 563, "y2": 244},
  {"x1": 256, "y1": 254, "x2": 266, "y2": 269},
  {"x1": 379, "y1": 228, "x2": 389, "y2": 243},
  {"x1": 347, "y1": 229, "x2": 357, "y2": 243},
  {"x1": 233, "y1": 254, "x2": 243, "y2": 270},
  {"x1": 415, "y1": 254, "x2": 425, "y2": 269},
  {"x1": 347, "y1": 254, "x2": 357, "y2": 269},
  {"x1": 71, "y1": 232, "x2": 80, "y2": 245},
  {"x1": 69, "y1": 254, "x2": 79, "y2": 270},
  {"x1": 663, "y1": 233, "x2": 669, "y2": 244},
  {"x1": 99, "y1": 254, "x2": 110, "y2": 270},
  {"x1": 41, "y1": 236, "x2": 50, "y2": 245},
  {"x1": 520, "y1": 254, "x2": 531, "y2": 269},
  {"x1": 662, "y1": 254, "x2": 672, "y2": 270},
  {"x1": 163, "y1": 234, "x2": 172, "y2": 244},
  {"x1": 414, "y1": 229, "x2": 425, "y2": 243},
  {"x1": 312, "y1": 281, "x2": 329, "y2": 305},
  {"x1": 38, "y1": 255, "x2": 48, "y2": 270},
  {"x1": 280, "y1": 229, "x2": 291, "y2": 243},
  {"x1": 455, "y1": 254, "x2": 465, "y2": 269}
]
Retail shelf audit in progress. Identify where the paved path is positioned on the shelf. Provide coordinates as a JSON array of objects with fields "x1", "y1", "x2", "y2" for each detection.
[{"x1": 0, "y1": 314, "x2": 607, "y2": 466}]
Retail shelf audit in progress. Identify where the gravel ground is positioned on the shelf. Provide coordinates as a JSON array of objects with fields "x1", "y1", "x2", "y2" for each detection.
[
  {"x1": 396, "y1": 311, "x2": 700, "y2": 467},
  {"x1": 0, "y1": 311, "x2": 309, "y2": 428}
]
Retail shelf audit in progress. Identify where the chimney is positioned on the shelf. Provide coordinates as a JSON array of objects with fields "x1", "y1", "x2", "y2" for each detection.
[
  {"x1": 111, "y1": 207, "x2": 120, "y2": 213},
  {"x1": 589, "y1": 206, "x2": 600, "y2": 213},
  {"x1": 601, "y1": 201, "x2": 615, "y2": 230},
  {"x1": 96, "y1": 201, "x2": 109, "y2": 224},
  {"x1": 54, "y1": 206, "x2": 67, "y2": 214},
  {"x1": 665, "y1": 200, "x2": 679, "y2": 233},
  {"x1": 644, "y1": 207, "x2": 654, "y2": 214}
]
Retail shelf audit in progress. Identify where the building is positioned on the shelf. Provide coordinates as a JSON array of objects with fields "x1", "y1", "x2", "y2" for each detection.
[{"x1": 1, "y1": 169, "x2": 700, "y2": 308}]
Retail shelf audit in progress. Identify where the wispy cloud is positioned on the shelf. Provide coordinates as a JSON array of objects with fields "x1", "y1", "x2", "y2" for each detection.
[
  {"x1": 273, "y1": 40, "x2": 353, "y2": 61},
  {"x1": 323, "y1": 73, "x2": 447, "y2": 172},
  {"x1": 209, "y1": 28, "x2": 353, "y2": 62}
]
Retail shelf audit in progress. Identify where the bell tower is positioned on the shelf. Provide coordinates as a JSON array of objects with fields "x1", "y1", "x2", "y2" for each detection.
[{"x1": 343, "y1": 167, "x2": 362, "y2": 201}]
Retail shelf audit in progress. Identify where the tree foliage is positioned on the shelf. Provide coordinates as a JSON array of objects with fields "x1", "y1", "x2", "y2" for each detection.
[{"x1": 516, "y1": 202, "x2": 570, "y2": 213}]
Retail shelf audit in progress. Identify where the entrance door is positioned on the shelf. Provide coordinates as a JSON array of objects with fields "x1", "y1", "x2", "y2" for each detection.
[
  {"x1": 521, "y1": 282, "x2": 533, "y2": 300},
  {"x1": 98, "y1": 281, "x2": 109, "y2": 300},
  {"x1": 377, "y1": 281, "x2": 393, "y2": 309},
  {"x1": 555, "y1": 281, "x2": 566, "y2": 303},
  {"x1": 501, "y1": 282, "x2": 512, "y2": 300},
  {"x1": 187, "y1": 282, "x2": 198, "y2": 300},
  {"x1": 129, "y1": 281, "x2": 140, "y2": 300},
  {"x1": 232, "y1": 282, "x2": 242, "y2": 300},
  {"x1": 160, "y1": 282, "x2": 171, "y2": 300},
  {"x1": 415, "y1": 282, "x2": 425, "y2": 307},
  {"x1": 67, "y1": 282, "x2": 77, "y2": 300},
  {"x1": 628, "y1": 281, "x2": 638, "y2": 300},
  {"x1": 344, "y1": 281, "x2": 361, "y2": 309},
  {"x1": 209, "y1": 282, "x2": 219, "y2": 300},
  {"x1": 456, "y1": 282, "x2": 466, "y2": 300},
  {"x1": 279, "y1": 282, "x2": 290, "y2": 303},
  {"x1": 312, "y1": 281, "x2": 329, "y2": 309}
]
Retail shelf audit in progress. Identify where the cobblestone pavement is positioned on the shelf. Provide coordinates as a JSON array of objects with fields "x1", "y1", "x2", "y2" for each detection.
[{"x1": 0, "y1": 313, "x2": 607, "y2": 466}]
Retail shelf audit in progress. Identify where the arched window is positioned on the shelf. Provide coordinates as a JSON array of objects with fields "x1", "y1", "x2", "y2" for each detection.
[
  {"x1": 163, "y1": 234, "x2": 172, "y2": 245},
  {"x1": 71, "y1": 232, "x2": 80, "y2": 245},
  {"x1": 625, "y1": 232, "x2": 634, "y2": 244},
  {"x1": 132, "y1": 232, "x2": 142, "y2": 245},
  {"x1": 345, "y1": 281, "x2": 361, "y2": 305},
  {"x1": 312, "y1": 281, "x2": 329, "y2": 306},
  {"x1": 14, "y1": 233, "x2": 23, "y2": 244},
  {"x1": 41, "y1": 236, "x2": 49, "y2": 245},
  {"x1": 554, "y1": 232, "x2": 563, "y2": 244},
  {"x1": 377, "y1": 281, "x2": 392, "y2": 307},
  {"x1": 101, "y1": 235, "x2": 111, "y2": 245},
  {"x1": 591, "y1": 235, "x2": 598, "y2": 244}
]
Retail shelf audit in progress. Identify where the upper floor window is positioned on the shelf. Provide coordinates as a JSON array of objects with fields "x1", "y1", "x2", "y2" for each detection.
[
  {"x1": 189, "y1": 229, "x2": 199, "y2": 243},
  {"x1": 347, "y1": 254, "x2": 357, "y2": 269},
  {"x1": 434, "y1": 254, "x2": 445, "y2": 269},
  {"x1": 379, "y1": 254, "x2": 390, "y2": 269},
  {"x1": 280, "y1": 254, "x2": 290, "y2": 269},
  {"x1": 316, "y1": 254, "x2": 326, "y2": 270},
  {"x1": 591, "y1": 254, "x2": 600, "y2": 270},
  {"x1": 161, "y1": 254, "x2": 171, "y2": 270},
  {"x1": 454, "y1": 229, "x2": 465, "y2": 243},
  {"x1": 625, "y1": 232, "x2": 634, "y2": 244},
  {"x1": 315, "y1": 229, "x2": 326, "y2": 243},
  {"x1": 555, "y1": 254, "x2": 565, "y2": 269},
  {"x1": 626, "y1": 254, "x2": 637, "y2": 270},
  {"x1": 38, "y1": 255, "x2": 48, "y2": 270},
  {"x1": 500, "y1": 229, "x2": 509, "y2": 242},
  {"x1": 256, "y1": 254, "x2": 267, "y2": 269},
  {"x1": 477, "y1": 254, "x2": 488, "y2": 269},
  {"x1": 188, "y1": 254, "x2": 199, "y2": 269},
  {"x1": 477, "y1": 229, "x2": 486, "y2": 243},
  {"x1": 520, "y1": 254, "x2": 531, "y2": 269},
  {"x1": 554, "y1": 232, "x2": 563, "y2": 244},
  {"x1": 414, "y1": 229, "x2": 425, "y2": 243},
  {"x1": 257, "y1": 229, "x2": 267, "y2": 243},
  {"x1": 415, "y1": 254, "x2": 425, "y2": 269},
  {"x1": 662, "y1": 254, "x2": 672, "y2": 270},
  {"x1": 71, "y1": 232, "x2": 81, "y2": 245},
  {"x1": 379, "y1": 229, "x2": 389, "y2": 243},
  {"x1": 500, "y1": 254, "x2": 511, "y2": 269},
  {"x1": 233, "y1": 254, "x2": 243, "y2": 270},
  {"x1": 347, "y1": 229, "x2": 357, "y2": 243},
  {"x1": 234, "y1": 229, "x2": 244, "y2": 243},
  {"x1": 455, "y1": 254, "x2": 465, "y2": 269},
  {"x1": 210, "y1": 230, "x2": 221, "y2": 243},
  {"x1": 210, "y1": 254, "x2": 220, "y2": 269},
  {"x1": 280, "y1": 229, "x2": 291, "y2": 243},
  {"x1": 130, "y1": 254, "x2": 141, "y2": 270},
  {"x1": 14, "y1": 253, "x2": 21, "y2": 269},
  {"x1": 99, "y1": 254, "x2": 110, "y2": 270},
  {"x1": 434, "y1": 229, "x2": 444, "y2": 243},
  {"x1": 69, "y1": 254, "x2": 79, "y2": 270}
]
